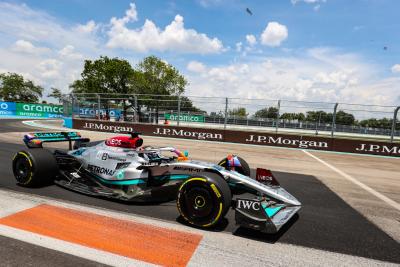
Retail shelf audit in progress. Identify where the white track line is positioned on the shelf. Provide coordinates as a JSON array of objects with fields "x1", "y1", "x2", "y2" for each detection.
[{"x1": 303, "y1": 150, "x2": 400, "y2": 212}]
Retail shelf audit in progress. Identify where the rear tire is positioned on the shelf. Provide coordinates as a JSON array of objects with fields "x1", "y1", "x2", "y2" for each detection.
[
  {"x1": 12, "y1": 149, "x2": 58, "y2": 187},
  {"x1": 177, "y1": 174, "x2": 231, "y2": 228}
]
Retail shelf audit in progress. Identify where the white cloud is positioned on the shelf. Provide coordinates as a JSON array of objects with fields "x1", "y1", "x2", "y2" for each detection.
[
  {"x1": 75, "y1": 20, "x2": 98, "y2": 34},
  {"x1": 186, "y1": 48, "x2": 400, "y2": 108},
  {"x1": 12, "y1": 40, "x2": 35, "y2": 53},
  {"x1": 197, "y1": 0, "x2": 223, "y2": 8},
  {"x1": 109, "y1": 2, "x2": 138, "y2": 29},
  {"x1": 291, "y1": 0, "x2": 326, "y2": 4},
  {"x1": 12, "y1": 40, "x2": 50, "y2": 54},
  {"x1": 38, "y1": 59, "x2": 62, "y2": 79},
  {"x1": 235, "y1": 42, "x2": 242, "y2": 52},
  {"x1": 260, "y1": 22, "x2": 288, "y2": 47},
  {"x1": 0, "y1": 2, "x2": 99, "y2": 52},
  {"x1": 187, "y1": 61, "x2": 206, "y2": 73},
  {"x1": 0, "y1": 2, "x2": 102, "y2": 98},
  {"x1": 58, "y1": 45, "x2": 83, "y2": 60},
  {"x1": 391, "y1": 64, "x2": 400, "y2": 74},
  {"x1": 107, "y1": 4, "x2": 223, "y2": 54},
  {"x1": 291, "y1": 0, "x2": 327, "y2": 11},
  {"x1": 246, "y1": 34, "x2": 257, "y2": 46}
]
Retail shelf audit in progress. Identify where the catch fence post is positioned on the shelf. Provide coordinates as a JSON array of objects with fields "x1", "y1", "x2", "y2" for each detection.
[
  {"x1": 70, "y1": 94, "x2": 75, "y2": 118},
  {"x1": 177, "y1": 95, "x2": 181, "y2": 126},
  {"x1": 276, "y1": 100, "x2": 281, "y2": 133},
  {"x1": 134, "y1": 95, "x2": 138, "y2": 122},
  {"x1": 390, "y1": 106, "x2": 400, "y2": 142},
  {"x1": 331, "y1": 103, "x2": 338, "y2": 138},
  {"x1": 224, "y1": 97, "x2": 228, "y2": 130},
  {"x1": 97, "y1": 94, "x2": 101, "y2": 119}
]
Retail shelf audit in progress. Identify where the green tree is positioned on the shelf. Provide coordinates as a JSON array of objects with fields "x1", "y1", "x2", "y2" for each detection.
[
  {"x1": 280, "y1": 113, "x2": 296, "y2": 122},
  {"x1": 134, "y1": 56, "x2": 188, "y2": 122},
  {"x1": 135, "y1": 56, "x2": 187, "y2": 96},
  {"x1": 179, "y1": 96, "x2": 203, "y2": 113},
  {"x1": 210, "y1": 111, "x2": 224, "y2": 118},
  {"x1": 335, "y1": 110, "x2": 355, "y2": 125},
  {"x1": 306, "y1": 111, "x2": 329, "y2": 123},
  {"x1": 295, "y1": 113, "x2": 306, "y2": 121},
  {"x1": 0, "y1": 72, "x2": 43, "y2": 102},
  {"x1": 48, "y1": 87, "x2": 63, "y2": 103},
  {"x1": 70, "y1": 56, "x2": 135, "y2": 95},
  {"x1": 69, "y1": 55, "x2": 195, "y2": 121},
  {"x1": 254, "y1": 107, "x2": 278, "y2": 119},
  {"x1": 70, "y1": 56, "x2": 137, "y2": 119},
  {"x1": 359, "y1": 117, "x2": 393, "y2": 129},
  {"x1": 228, "y1": 107, "x2": 248, "y2": 117}
]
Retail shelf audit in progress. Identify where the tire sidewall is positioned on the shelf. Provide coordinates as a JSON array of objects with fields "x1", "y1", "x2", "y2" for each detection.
[
  {"x1": 12, "y1": 149, "x2": 58, "y2": 187},
  {"x1": 177, "y1": 174, "x2": 231, "y2": 228},
  {"x1": 12, "y1": 151, "x2": 35, "y2": 186}
]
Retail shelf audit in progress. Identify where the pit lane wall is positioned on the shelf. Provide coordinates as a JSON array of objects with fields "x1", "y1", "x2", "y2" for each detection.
[{"x1": 72, "y1": 119, "x2": 400, "y2": 157}]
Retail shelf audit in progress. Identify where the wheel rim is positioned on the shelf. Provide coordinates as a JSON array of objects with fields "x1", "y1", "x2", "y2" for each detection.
[
  {"x1": 184, "y1": 187, "x2": 213, "y2": 219},
  {"x1": 14, "y1": 156, "x2": 31, "y2": 183}
]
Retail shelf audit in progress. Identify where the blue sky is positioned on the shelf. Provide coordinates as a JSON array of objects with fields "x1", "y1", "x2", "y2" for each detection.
[{"x1": 0, "y1": 0, "x2": 399, "y2": 106}]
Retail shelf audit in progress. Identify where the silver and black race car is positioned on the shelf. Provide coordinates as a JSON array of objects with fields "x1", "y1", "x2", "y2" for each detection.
[{"x1": 12, "y1": 131, "x2": 301, "y2": 233}]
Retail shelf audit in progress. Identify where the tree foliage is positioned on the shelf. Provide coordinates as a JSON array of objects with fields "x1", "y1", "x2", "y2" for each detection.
[
  {"x1": 70, "y1": 56, "x2": 135, "y2": 96},
  {"x1": 69, "y1": 55, "x2": 193, "y2": 121},
  {"x1": 228, "y1": 107, "x2": 248, "y2": 117},
  {"x1": 254, "y1": 107, "x2": 278, "y2": 119},
  {"x1": 336, "y1": 110, "x2": 355, "y2": 125},
  {"x1": 70, "y1": 56, "x2": 188, "y2": 101},
  {"x1": 48, "y1": 87, "x2": 63, "y2": 103},
  {"x1": 252, "y1": 107, "x2": 356, "y2": 125},
  {"x1": 280, "y1": 112, "x2": 305, "y2": 122},
  {"x1": 305, "y1": 110, "x2": 355, "y2": 125},
  {"x1": 358, "y1": 118, "x2": 393, "y2": 129},
  {"x1": 133, "y1": 56, "x2": 188, "y2": 119},
  {"x1": 135, "y1": 56, "x2": 187, "y2": 96},
  {"x1": 0, "y1": 72, "x2": 43, "y2": 102}
]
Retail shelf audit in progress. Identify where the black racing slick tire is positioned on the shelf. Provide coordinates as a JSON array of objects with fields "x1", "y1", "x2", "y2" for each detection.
[
  {"x1": 218, "y1": 156, "x2": 251, "y2": 177},
  {"x1": 177, "y1": 174, "x2": 231, "y2": 228},
  {"x1": 12, "y1": 149, "x2": 58, "y2": 187}
]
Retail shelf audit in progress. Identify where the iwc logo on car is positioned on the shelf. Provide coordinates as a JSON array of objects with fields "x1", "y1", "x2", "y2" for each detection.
[{"x1": 236, "y1": 199, "x2": 261, "y2": 210}]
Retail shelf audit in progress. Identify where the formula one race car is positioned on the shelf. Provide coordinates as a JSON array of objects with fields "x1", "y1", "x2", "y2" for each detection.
[{"x1": 12, "y1": 131, "x2": 301, "y2": 233}]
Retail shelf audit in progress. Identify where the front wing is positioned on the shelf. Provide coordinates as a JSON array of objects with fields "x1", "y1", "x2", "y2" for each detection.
[{"x1": 234, "y1": 198, "x2": 300, "y2": 233}]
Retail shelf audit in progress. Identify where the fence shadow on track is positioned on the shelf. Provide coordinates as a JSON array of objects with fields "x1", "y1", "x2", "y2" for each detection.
[{"x1": 233, "y1": 171, "x2": 400, "y2": 264}]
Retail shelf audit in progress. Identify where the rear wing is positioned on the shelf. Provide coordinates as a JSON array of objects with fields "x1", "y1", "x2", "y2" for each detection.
[{"x1": 23, "y1": 132, "x2": 90, "y2": 150}]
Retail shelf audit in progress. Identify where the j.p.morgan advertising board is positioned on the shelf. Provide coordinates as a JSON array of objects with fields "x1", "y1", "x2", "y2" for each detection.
[{"x1": 73, "y1": 119, "x2": 400, "y2": 157}]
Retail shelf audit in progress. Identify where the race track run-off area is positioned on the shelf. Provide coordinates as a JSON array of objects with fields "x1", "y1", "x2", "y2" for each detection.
[{"x1": 0, "y1": 119, "x2": 399, "y2": 266}]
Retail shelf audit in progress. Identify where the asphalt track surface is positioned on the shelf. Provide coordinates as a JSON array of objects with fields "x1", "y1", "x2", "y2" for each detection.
[
  {"x1": 0, "y1": 235, "x2": 106, "y2": 267},
  {"x1": 0, "y1": 119, "x2": 399, "y2": 264}
]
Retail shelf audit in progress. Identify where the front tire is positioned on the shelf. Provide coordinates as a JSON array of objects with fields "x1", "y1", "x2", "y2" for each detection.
[
  {"x1": 12, "y1": 149, "x2": 58, "y2": 187},
  {"x1": 177, "y1": 174, "x2": 231, "y2": 228}
]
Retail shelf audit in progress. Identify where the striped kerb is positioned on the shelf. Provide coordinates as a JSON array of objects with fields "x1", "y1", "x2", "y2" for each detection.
[{"x1": 0, "y1": 204, "x2": 202, "y2": 267}]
